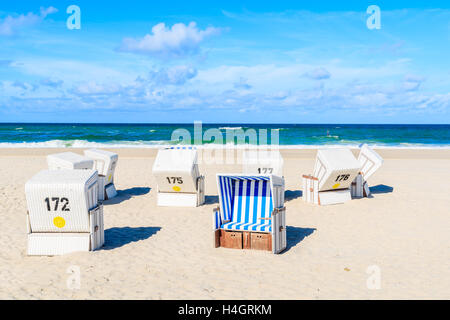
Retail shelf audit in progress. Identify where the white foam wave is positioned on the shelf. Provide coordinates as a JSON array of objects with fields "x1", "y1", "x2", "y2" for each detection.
[
  {"x1": 218, "y1": 127, "x2": 243, "y2": 130},
  {"x1": 0, "y1": 140, "x2": 449, "y2": 149}
]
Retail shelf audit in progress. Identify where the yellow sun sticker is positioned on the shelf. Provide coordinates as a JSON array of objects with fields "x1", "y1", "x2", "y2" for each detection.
[
  {"x1": 53, "y1": 216, "x2": 66, "y2": 228},
  {"x1": 332, "y1": 183, "x2": 340, "y2": 189},
  {"x1": 172, "y1": 186, "x2": 181, "y2": 192}
]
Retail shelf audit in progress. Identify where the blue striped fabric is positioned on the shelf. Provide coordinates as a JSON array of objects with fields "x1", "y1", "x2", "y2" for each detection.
[
  {"x1": 224, "y1": 176, "x2": 270, "y2": 181},
  {"x1": 217, "y1": 176, "x2": 273, "y2": 232},
  {"x1": 213, "y1": 209, "x2": 221, "y2": 230}
]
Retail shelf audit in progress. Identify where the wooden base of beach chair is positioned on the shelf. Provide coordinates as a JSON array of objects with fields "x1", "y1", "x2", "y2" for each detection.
[
  {"x1": 27, "y1": 205, "x2": 104, "y2": 256},
  {"x1": 251, "y1": 232, "x2": 272, "y2": 251},
  {"x1": 219, "y1": 230, "x2": 244, "y2": 249},
  {"x1": 217, "y1": 230, "x2": 273, "y2": 251},
  {"x1": 303, "y1": 174, "x2": 351, "y2": 205},
  {"x1": 351, "y1": 173, "x2": 371, "y2": 198}
]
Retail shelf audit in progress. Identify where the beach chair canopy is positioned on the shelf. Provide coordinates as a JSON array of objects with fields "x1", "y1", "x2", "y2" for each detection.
[
  {"x1": 84, "y1": 149, "x2": 118, "y2": 185},
  {"x1": 47, "y1": 152, "x2": 94, "y2": 170},
  {"x1": 313, "y1": 148, "x2": 361, "y2": 191},
  {"x1": 242, "y1": 150, "x2": 284, "y2": 177},
  {"x1": 358, "y1": 144, "x2": 383, "y2": 180},
  {"x1": 152, "y1": 147, "x2": 200, "y2": 193},
  {"x1": 25, "y1": 169, "x2": 99, "y2": 233},
  {"x1": 216, "y1": 174, "x2": 284, "y2": 232}
]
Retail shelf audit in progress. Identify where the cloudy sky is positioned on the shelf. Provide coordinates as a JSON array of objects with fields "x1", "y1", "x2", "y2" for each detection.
[{"x1": 0, "y1": 0, "x2": 449, "y2": 123}]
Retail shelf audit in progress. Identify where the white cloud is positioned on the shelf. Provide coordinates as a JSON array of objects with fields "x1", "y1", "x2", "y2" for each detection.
[
  {"x1": 40, "y1": 78, "x2": 63, "y2": 88},
  {"x1": 40, "y1": 6, "x2": 58, "y2": 18},
  {"x1": 304, "y1": 67, "x2": 331, "y2": 80},
  {"x1": 403, "y1": 74, "x2": 424, "y2": 91},
  {"x1": 119, "y1": 22, "x2": 221, "y2": 58},
  {"x1": 11, "y1": 81, "x2": 38, "y2": 91},
  {"x1": 0, "y1": 7, "x2": 58, "y2": 36},
  {"x1": 147, "y1": 66, "x2": 197, "y2": 85},
  {"x1": 73, "y1": 82, "x2": 122, "y2": 96},
  {"x1": 234, "y1": 77, "x2": 252, "y2": 90}
]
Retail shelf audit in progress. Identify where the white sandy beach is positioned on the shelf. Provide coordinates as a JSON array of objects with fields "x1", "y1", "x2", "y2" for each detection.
[{"x1": 0, "y1": 148, "x2": 449, "y2": 299}]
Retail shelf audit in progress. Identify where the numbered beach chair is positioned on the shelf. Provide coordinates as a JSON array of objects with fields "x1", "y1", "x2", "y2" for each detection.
[
  {"x1": 152, "y1": 147, "x2": 205, "y2": 207},
  {"x1": 84, "y1": 149, "x2": 119, "y2": 200},
  {"x1": 351, "y1": 144, "x2": 384, "y2": 198},
  {"x1": 213, "y1": 174, "x2": 286, "y2": 254},
  {"x1": 25, "y1": 169, "x2": 104, "y2": 256},
  {"x1": 242, "y1": 149, "x2": 284, "y2": 177},
  {"x1": 47, "y1": 151, "x2": 106, "y2": 201},
  {"x1": 303, "y1": 148, "x2": 360, "y2": 205},
  {"x1": 47, "y1": 152, "x2": 94, "y2": 170}
]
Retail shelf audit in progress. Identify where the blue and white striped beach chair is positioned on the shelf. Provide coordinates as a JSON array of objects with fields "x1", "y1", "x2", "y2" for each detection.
[{"x1": 213, "y1": 174, "x2": 286, "y2": 254}]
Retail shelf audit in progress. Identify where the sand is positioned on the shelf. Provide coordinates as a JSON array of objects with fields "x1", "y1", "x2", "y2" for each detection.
[{"x1": 0, "y1": 148, "x2": 449, "y2": 299}]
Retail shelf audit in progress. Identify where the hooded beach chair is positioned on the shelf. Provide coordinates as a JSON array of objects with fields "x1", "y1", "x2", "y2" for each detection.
[
  {"x1": 47, "y1": 151, "x2": 105, "y2": 201},
  {"x1": 351, "y1": 144, "x2": 384, "y2": 198},
  {"x1": 152, "y1": 147, "x2": 205, "y2": 207},
  {"x1": 303, "y1": 148, "x2": 360, "y2": 205},
  {"x1": 25, "y1": 169, "x2": 104, "y2": 256},
  {"x1": 213, "y1": 174, "x2": 286, "y2": 254},
  {"x1": 242, "y1": 149, "x2": 284, "y2": 177},
  {"x1": 84, "y1": 149, "x2": 119, "y2": 200},
  {"x1": 47, "y1": 152, "x2": 94, "y2": 170}
]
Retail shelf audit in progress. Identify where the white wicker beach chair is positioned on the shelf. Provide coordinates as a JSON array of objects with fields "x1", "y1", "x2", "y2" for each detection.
[
  {"x1": 303, "y1": 148, "x2": 360, "y2": 205},
  {"x1": 84, "y1": 149, "x2": 119, "y2": 200},
  {"x1": 242, "y1": 149, "x2": 284, "y2": 177},
  {"x1": 213, "y1": 174, "x2": 286, "y2": 254},
  {"x1": 47, "y1": 152, "x2": 94, "y2": 170},
  {"x1": 25, "y1": 169, "x2": 104, "y2": 256},
  {"x1": 152, "y1": 147, "x2": 205, "y2": 207},
  {"x1": 351, "y1": 144, "x2": 384, "y2": 198}
]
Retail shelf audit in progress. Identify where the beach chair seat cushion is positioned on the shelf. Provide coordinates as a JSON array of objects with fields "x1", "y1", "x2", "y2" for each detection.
[{"x1": 221, "y1": 221, "x2": 272, "y2": 232}]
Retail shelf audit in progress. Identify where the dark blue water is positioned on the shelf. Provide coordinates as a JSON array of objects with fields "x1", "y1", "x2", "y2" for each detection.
[{"x1": 0, "y1": 123, "x2": 449, "y2": 148}]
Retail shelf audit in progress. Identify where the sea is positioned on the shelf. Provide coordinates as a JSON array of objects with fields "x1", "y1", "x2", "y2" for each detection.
[{"x1": 0, "y1": 123, "x2": 449, "y2": 149}]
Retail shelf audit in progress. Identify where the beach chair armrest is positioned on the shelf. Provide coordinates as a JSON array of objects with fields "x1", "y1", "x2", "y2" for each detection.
[
  {"x1": 302, "y1": 174, "x2": 318, "y2": 180},
  {"x1": 213, "y1": 206, "x2": 222, "y2": 230},
  {"x1": 271, "y1": 207, "x2": 286, "y2": 230},
  {"x1": 89, "y1": 205, "x2": 101, "y2": 215},
  {"x1": 196, "y1": 175, "x2": 205, "y2": 190},
  {"x1": 272, "y1": 206, "x2": 286, "y2": 215}
]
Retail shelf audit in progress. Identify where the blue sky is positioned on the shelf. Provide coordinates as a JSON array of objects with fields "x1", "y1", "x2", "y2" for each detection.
[{"x1": 0, "y1": 1, "x2": 449, "y2": 123}]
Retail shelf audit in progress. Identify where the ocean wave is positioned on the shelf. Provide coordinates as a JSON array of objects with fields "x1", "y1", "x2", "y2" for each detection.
[
  {"x1": 218, "y1": 127, "x2": 244, "y2": 130},
  {"x1": 0, "y1": 139, "x2": 173, "y2": 148},
  {"x1": 0, "y1": 140, "x2": 449, "y2": 149}
]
